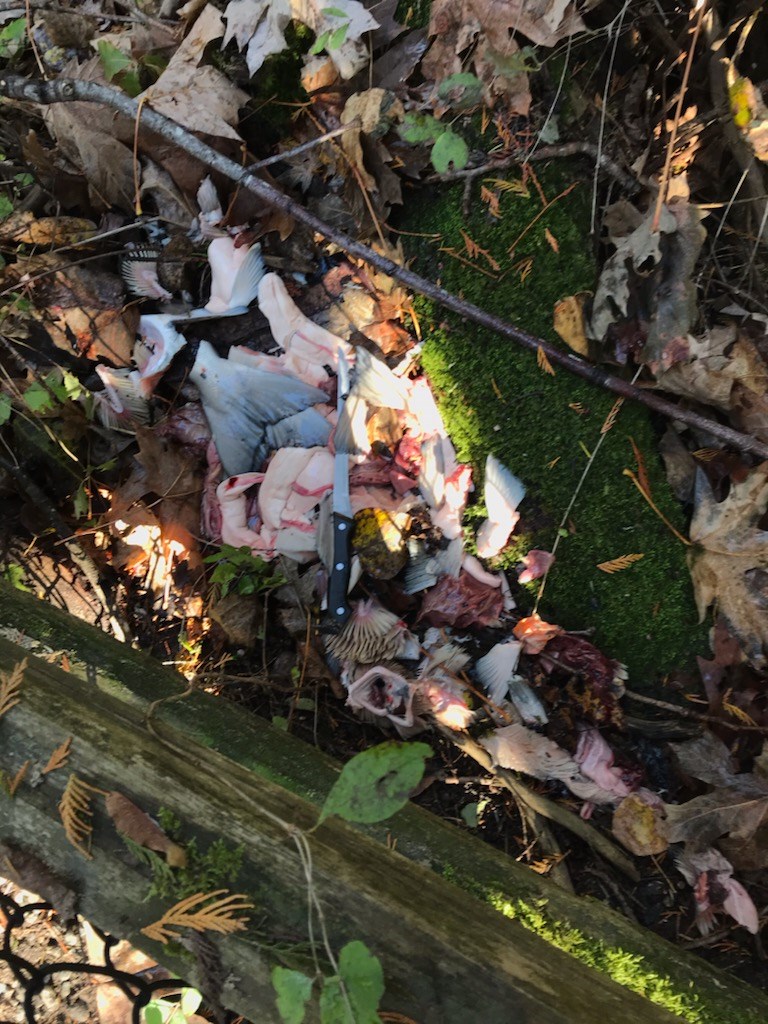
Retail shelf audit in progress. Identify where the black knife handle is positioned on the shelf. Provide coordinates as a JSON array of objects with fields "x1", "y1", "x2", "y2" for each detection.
[{"x1": 328, "y1": 512, "x2": 354, "y2": 627}]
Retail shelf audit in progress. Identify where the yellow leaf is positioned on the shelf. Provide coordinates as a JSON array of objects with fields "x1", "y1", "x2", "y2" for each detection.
[
  {"x1": 536, "y1": 346, "x2": 555, "y2": 376},
  {"x1": 2, "y1": 760, "x2": 30, "y2": 798},
  {"x1": 597, "y1": 553, "x2": 645, "y2": 574},
  {"x1": 553, "y1": 294, "x2": 589, "y2": 356},
  {"x1": 0, "y1": 659, "x2": 26, "y2": 720},
  {"x1": 141, "y1": 889, "x2": 254, "y2": 944}
]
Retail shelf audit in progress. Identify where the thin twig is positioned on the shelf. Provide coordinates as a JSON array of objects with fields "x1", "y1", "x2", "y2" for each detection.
[
  {"x1": 3, "y1": 75, "x2": 768, "y2": 460},
  {"x1": 246, "y1": 122, "x2": 358, "y2": 172},
  {"x1": 430, "y1": 141, "x2": 644, "y2": 196},
  {"x1": 624, "y1": 689, "x2": 768, "y2": 734}
]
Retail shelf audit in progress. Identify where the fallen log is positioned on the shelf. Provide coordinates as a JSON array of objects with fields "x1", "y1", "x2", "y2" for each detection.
[{"x1": 0, "y1": 584, "x2": 767, "y2": 1023}]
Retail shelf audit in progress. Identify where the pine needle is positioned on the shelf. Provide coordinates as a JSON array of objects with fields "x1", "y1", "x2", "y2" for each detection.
[
  {"x1": 43, "y1": 736, "x2": 73, "y2": 776},
  {"x1": 623, "y1": 469, "x2": 692, "y2": 546},
  {"x1": 597, "y1": 553, "x2": 645, "y2": 574},
  {"x1": 537, "y1": 346, "x2": 555, "y2": 376},
  {"x1": 141, "y1": 889, "x2": 254, "y2": 944},
  {"x1": 0, "y1": 658, "x2": 26, "y2": 720},
  {"x1": 629, "y1": 436, "x2": 652, "y2": 498},
  {"x1": 58, "y1": 773, "x2": 103, "y2": 860}
]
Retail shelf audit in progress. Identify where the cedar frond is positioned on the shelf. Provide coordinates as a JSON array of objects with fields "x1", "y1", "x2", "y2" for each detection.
[
  {"x1": 536, "y1": 346, "x2": 555, "y2": 376},
  {"x1": 480, "y1": 185, "x2": 501, "y2": 219},
  {"x1": 42, "y1": 736, "x2": 73, "y2": 775},
  {"x1": 459, "y1": 229, "x2": 501, "y2": 271},
  {"x1": 544, "y1": 227, "x2": 559, "y2": 253},
  {"x1": 692, "y1": 447, "x2": 720, "y2": 462},
  {"x1": 600, "y1": 398, "x2": 624, "y2": 435},
  {"x1": 485, "y1": 176, "x2": 530, "y2": 198},
  {"x1": 2, "y1": 760, "x2": 30, "y2": 797},
  {"x1": 722, "y1": 690, "x2": 758, "y2": 727},
  {"x1": 141, "y1": 889, "x2": 253, "y2": 944},
  {"x1": 597, "y1": 553, "x2": 645, "y2": 574},
  {"x1": 58, "y1": 773, "x2": 99, "y2": 859},
  {"x1": 0, "y1": 658, "x2": 26, "y2": 720}
]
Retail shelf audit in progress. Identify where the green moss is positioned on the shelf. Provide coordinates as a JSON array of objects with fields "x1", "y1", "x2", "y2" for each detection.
[{"x1": 399, "y1": 169, "x2": 708, "y2": 682}]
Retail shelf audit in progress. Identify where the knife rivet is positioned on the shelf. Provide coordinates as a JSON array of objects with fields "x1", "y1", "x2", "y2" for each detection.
[
  {"x1": 336, "y1": 607, "x2": 345, "y2": 615},
  {"x1": 335, "y1": 562, "x2": 345, "y2": 570},
  {"x1": 338, "y1": 522, "x2": 347, "y2": 531}
]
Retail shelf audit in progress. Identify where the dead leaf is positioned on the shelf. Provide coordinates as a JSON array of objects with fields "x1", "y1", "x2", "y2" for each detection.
[
  {"x1": 223, "y1": 0, "x2": 378, "y2": 80},
  {"x1": 417, "y1": 571, "x2": 504, "y2": 629},
  {"x1": 613, "y1": 793, "x2": 668, "y2": 856},
  {"x1": 588, "y1": 197, "x2": 705, "y2": 370},
  {"x1": 0, "y1": 213, "x2": 97, "y2": 247},
  {"x1": 658, "y1": 325, "x2": 768, "y2": 443},
  {"x1": 340, "y1": 89, "x2": 405, "y2": 192},
  {"x1": 143, "y1": 5, "x2": 248, "y2": 140},
  {"x1": 106, "y1": 791, "x2": 187, "y2": 867},
  {"x1": 727, "y1": 66, "x2": 768, "y2": 163},
  {"x1": 688, "y1": 464, "x2": 768, "y2": 666},
  {"x1": 512, "y1": 614, "x2": 562, "y2": 654},
  {"x1": 553, "y1": 293, "x2": 589, "y2": 355},
  {"x1": 664, "y1": 732, "x2": 768, "y2": 867}
]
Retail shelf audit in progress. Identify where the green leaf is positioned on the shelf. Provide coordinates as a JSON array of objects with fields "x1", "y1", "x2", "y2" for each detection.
[
  {"x1": 0, "y1": 195, "x2": 12, "y2": 221},
  {"x1": 272, "y1": 966, "x2": 314, "y2": 1024},
  {"x1": 0, "y1": 17, "x2": 26, "y2": 58},
  {"x1": 430, "y1": 131, "x2": 469, "y2": 174},
  {"x1": 0, "y1": 394, "x2": 12, "y2": 425},
  {"x1": 23, "y1": 380, "x2": 55, "y2": 413},
  {"x1": 119, "y1": 68, "x2": 143, "y2": 98},
  {"x1": 437, "y1": 72, "x2": 484, "y2": 109},
  {"x1": 339, "y1": 941, "x2": 384, "y2": 1022},
  {"x1": 309, "y1": 29, "x2": 332, "y2": 54},
  {"x1": 319, "y1": 741, "x2": 430, "y2": 825},
  {"x1": 72, "y1": 483, "x2": 88, "y2": 520},
  {"x1": 97, "y1": 40, "x2": 133, "y2": 81},
  {"x1": 328, "y1": 24, "x2": 348, "y2": 49},
  {"x1": 180, "y1": 988, "x2": 203, "y2": 1016},
  {"x1": 272, "y1": 715, "x2": 289, "y2": 731},
  {"x1": 322, "y1": 6, "x2": 348, "y2": 16},
  {"x1": 142, "y1": 1005, "x2": 165, "y2": 1024},
  {"x1": 3, "y1": 564, "x2": 29, "y2": 592},
  {"x1": 398, "y1": 112, "x2": 445, "y2": 144},
  {"x1": 460, "y1": 801, "x2": 479, "y2": 828},
  {"x1": 319, "y1": 976, "x2": 350, "y2": 1024}
]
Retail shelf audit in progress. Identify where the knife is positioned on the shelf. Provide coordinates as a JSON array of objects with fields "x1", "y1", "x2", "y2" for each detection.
[{"x1": 327, "y1": 348, "x2": 354, "y2": 628}]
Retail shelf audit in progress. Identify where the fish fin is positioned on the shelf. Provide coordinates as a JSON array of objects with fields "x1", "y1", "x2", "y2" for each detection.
[
  {"x1": 334, "y1": 394, "x2": 369, "y2": 455},
  {"x1": 484, "y1": 454, "x2": 526, "y2": 522},
  {"x1": 229, "y1": 243, "x2": 266, "y2": 310},
  {"x1": 353, "y1": 347, "x2": 409, "y2": 409}
]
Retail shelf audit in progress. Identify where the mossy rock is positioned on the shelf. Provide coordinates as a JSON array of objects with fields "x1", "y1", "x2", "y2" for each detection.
[{"x1": 397, "y1": 167, "x2": 708, "y2": 683}]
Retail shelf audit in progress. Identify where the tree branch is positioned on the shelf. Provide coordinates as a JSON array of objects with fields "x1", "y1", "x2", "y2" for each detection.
[{"x1": 2, "y1": 74, "x2": 768, "y2": 460}]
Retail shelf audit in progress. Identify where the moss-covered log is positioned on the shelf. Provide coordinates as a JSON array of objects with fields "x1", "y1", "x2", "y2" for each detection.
[{"x1": 0, "y1": 584, "x2": 766, "y2": 1023}]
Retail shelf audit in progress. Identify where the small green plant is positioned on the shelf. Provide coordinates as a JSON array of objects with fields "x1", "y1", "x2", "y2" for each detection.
[
  {"x1": 273, "y1": 940, "x2": 384, "y2": 1024},
  {"x1": 309, "y1": 7, "x2": 351, "y2": 56},
  {"x1": 96, "y1": 39, "x2": 167, "y2": 98},
  {"x1": 0, "y1": 18, "x2": 26, "y2": 61},
  {"x1": 143, "y1": 987, "x2": 203, "y2": 1024},
  {"x1": 123, "y1": 809, "x2": 245, "y2": 903},
  {"x1": 2, "y1": 563, "x2": 29, "y2": 593},
  {"x1": 203, "y1": 544, "x2": 286, "y2": 598},
  {"x1": 398, "y1": 112, "x2": 470, "y2": 174}
]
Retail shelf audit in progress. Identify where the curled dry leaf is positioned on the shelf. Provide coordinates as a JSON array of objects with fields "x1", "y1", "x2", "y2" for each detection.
[
  {"x1": 553, "y1": 294, "x2": 590, "y2": 356},
  {"x1": 688, "y1": 464, "x2": 768, "y2": 667},
  {"x1": 612, "y1": 793, "x2": 668, "y2": 857},
  {"x1": 106, "y1": 792, "x2": 187, "y2": 868},
  {"x1": 143, "y1": 5, "x2": 248, "y2": 141}
]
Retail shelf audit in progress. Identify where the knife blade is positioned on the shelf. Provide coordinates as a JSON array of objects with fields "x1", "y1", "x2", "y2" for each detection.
[{"x1": 327, "y1": 348, "x2": 354, "y2": 628}]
